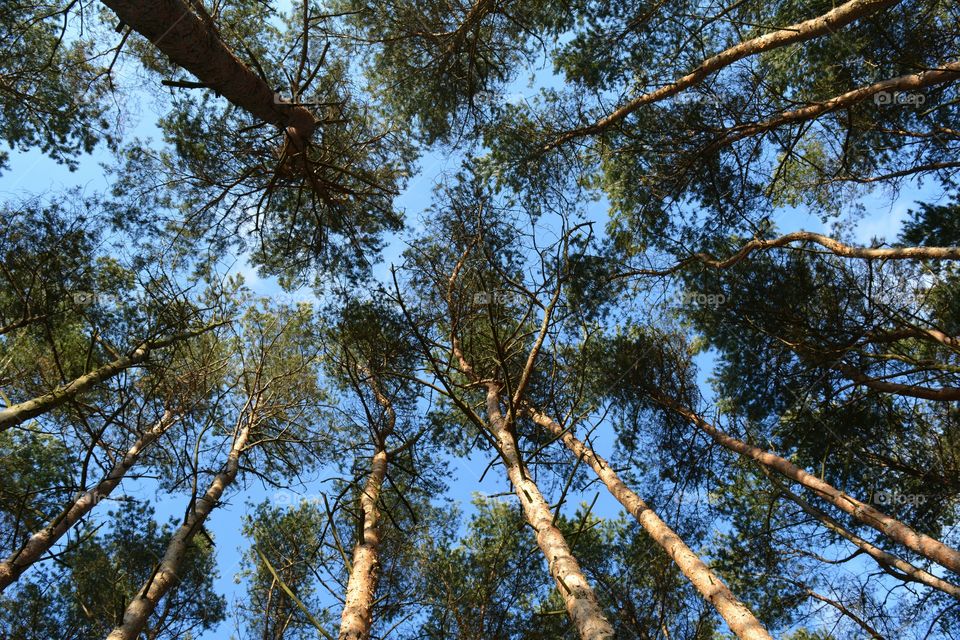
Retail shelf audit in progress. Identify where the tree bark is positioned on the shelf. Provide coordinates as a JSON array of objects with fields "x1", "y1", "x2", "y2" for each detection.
[
  {"x1": 486, "y1": 385, "x2": 615, "y2": 640},
  {"x1": 338, "y1": 448, "x2": 387, "y2": 640},
  {"x1": 105, "y1": 417, "x2": 252, "y2": 640},
  {"x1": 99, "y1": 0, "x2": 315, "y2": 149},
  {"x1": 338, "y1": 370, "x2": 396, "y2": 640},
  {"x1": 0, "y1": 411, "x2": 178, "y2": 592},
  {"x1": 769, "y1": 474, "x2": 960, "y2": 599},
  {"x1": 618, "y1": 231, "x2": 960, "y2": 278},
  {"x1": 834, "y1": 363, "x2": 960, "y2": 401},
  {"x1": 708, "y1": 60, "x2": 960, "y2": 152},
  {"x1": 0, "y1": 324, "x2": 216, "y2": 432},
  {"x1": 0, "y1": 313, "x2": 47, "y2": 336},
  {"x1": 666, "y1": 399, "x2": 960, "y2": 576},
  {"x1": 528, "y1": 407, "x2": 774, "y2": 640}
]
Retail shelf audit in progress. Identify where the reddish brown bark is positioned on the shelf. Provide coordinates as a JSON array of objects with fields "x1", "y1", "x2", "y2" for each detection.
[{"x1": 100, "y1": 0, "x2": 315, "y2": 148}]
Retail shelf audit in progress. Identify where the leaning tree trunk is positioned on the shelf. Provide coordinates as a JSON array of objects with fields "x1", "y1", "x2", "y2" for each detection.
[
  {"x1": 486, "y1": 385, "x2": 614, "y2": 640},
  {"x1": 338, "y1": 448, "x2": 388, "y2": 640},
  {"x1": 528, "y1": 407, "x2": 774, "y2": 640},
  {"x1": 0, "y1": 411, "x2": 178, "y2": 592},
  {"x1": 0, "y1": 325, "x2": 215, "y2": 432},
  {"x1": 100, "y1": 0, "x2": 315, "y2": 150},
  {"x1": 665, "y1": 398, "x2": 960, "y2": 576},
  {"x1": 769, "y1": 472, "x2": 960, "y2": 599},
  {"x1": 105, "y1": 417, "x2": 252, "y2": 640}
]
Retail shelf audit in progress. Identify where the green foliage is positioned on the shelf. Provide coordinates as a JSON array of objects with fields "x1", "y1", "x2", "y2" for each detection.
[
  {"x1": 902, "y1": 197, "x2": 960, "y2": 247},
  {"x1": 0, "y1": 1, "x2": 113, "y2": 172},
  {"x1": 333, "y1": 0, "x2": 571, "y2": 143},
  {"x1": 0, "y1": 429, "x2": 75, "y2": 556},
  {"x1": 239, "y1": 501, "x2": 334, "y2": 640},
  {"x1": 1, "y1": 1, "x2": 959, "y2": 637}
]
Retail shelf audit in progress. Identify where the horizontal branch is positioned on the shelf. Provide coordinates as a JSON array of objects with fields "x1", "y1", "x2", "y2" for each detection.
[
  {"x1": 835, "y1": 363, "x2": 960, "y2": 401},
  {"x1": 617, "y1": 231, "x2": 960, "y2": 279}
]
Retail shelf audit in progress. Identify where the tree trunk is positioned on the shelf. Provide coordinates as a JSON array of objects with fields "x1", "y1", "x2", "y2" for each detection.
[
  {"x1": 528, "y1": 408, "x2": 774, "y2": 640},
  {"x1": 770, "y1": 474, "x2": 960, "y2": 599},
  {"x1": 105, "y1": 418, "x2": 252, "y2": 640},
  {"x1": 338, "y1": 370, "x2": 396, "y2": 640},
  {"x1": 486, "y1": 385, "x2": 614, "y2": 640},
  {"x1": 667, "y1": 399, "x2": 960, "y2": 576},
  {"x1": 338, "y1": 448, "x2": 387, "y2": 640},
  {"x1": 0, "y1": 325, "x2": 215, "y2": 432},
  {"x1": 0, "y1": 411, "x2": 177, "y2": 592},
  {"x1": 100, "y1": 0, "x2": 315, "y2": 149}
]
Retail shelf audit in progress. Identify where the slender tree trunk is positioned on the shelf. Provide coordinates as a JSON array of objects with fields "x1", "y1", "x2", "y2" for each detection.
[
  {"x1": 528, "y1": 408, "x2": 773, "y2": 640},
  {"x1": 338, "y1": 448, "x2": 387, "y2": 640},
  {"x1": 338, "y1": 371, "x2": 396, "y2": 640},
  {"x1": 666, "y1": 399, "x2": 960, "y2": 576},
  {"x1": 769, "y1": 473, "x2": 960, "y2": 599},
  {"x1": 105, "y1": 418, "x2": 252, "y2": 640},
  {"x1": 0, "y1": 325, "x2": 215, "y2": 432},
  {"x1": 486, "y1": 385, "x2": 614, "y2": 640},
  {"x1": 100, "y1": 0, "x2": 315, "y2": 149},
  {"x1": 0, "y1": 411, "x2": 178, "y2": 592}
]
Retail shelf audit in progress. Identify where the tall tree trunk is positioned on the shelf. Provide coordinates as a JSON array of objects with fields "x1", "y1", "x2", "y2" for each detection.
[
  {"x1": 339, "y1": 373, "x2": 395, "y2": 640},
  {"x1": 486, "y1": 385, "x2": 614, "y2": 640},
  {"x1": 105, "y1": 417, "x2": 252, "y2": 640},
  {"x1": 0, "y1": 411, "x2": 178, "y2": 592},
  {"x1": 665, "y1": 398, "x2": 960, "y2": 576},
  {"x1": 338, "y1": 448, "x2": 387, "y2": 640},
  {"x1": 0, "y1": 325, "x2": 215, "y2": 432},
  {"x1": 768, "y1": 473, "x2": 960, "y2": 599},
  {"x1": 100, "y1": 0, "x2": 315, "y2": 149},
  {"x1": 528, "y1": 408, "x2": 774, "y2": 640}
]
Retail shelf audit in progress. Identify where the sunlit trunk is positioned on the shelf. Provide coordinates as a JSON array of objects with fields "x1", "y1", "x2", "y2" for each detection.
[
  {"x1": 486, "y1": 385, "x2": 614, "y2": 640},
  {"x1": 105, "y1": 417, "x2": 252, "y2": 640},
  {"x1": 0, "y1": 411, "x2": 177, "y2": 592},
  {"x1": 528, "y1": 407, "x2": 775, "y2": 640},
  {"x1": 668, "y1": 399, "x2": 960, "y2": 576},
  {"x1": 338, "y1": 448, "x2": 387, "y2": 640}
]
